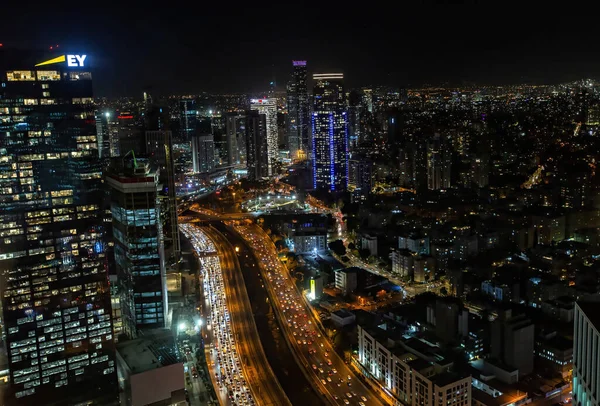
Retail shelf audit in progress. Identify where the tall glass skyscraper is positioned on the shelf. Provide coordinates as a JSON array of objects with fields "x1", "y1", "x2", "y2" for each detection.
[
  {"x1": 286, "y1": 61, "x2": 309, "y2": 160},
  {"x1": 245, "y1": 110, "x2": 269, "y2": 181},
  {"x1": 106, "y1": 158, "x2": 166, "y2": 336},
  {"x1": 0, "y1": 49, "x2": 117, "y2": 405},
  {"x1": 178, "y1": 99, "x2": 197, "y2": 141},
  {"x1": 312, "y1": 73, "x2": 348, "y2": 191},
  {"x1": 250, "y1": 98, "x2": 277, "y2": 176}
]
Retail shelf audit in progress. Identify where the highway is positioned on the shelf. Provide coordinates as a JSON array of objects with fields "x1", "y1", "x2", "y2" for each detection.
[
  {"x1": 185, "y1": 223, "x2": 291, "y2": 406},
  {"x1": 232, "y1": 223, "x2": 384, "y2": 406}
]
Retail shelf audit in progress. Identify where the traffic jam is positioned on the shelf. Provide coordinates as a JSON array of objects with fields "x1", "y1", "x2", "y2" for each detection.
[
  {"x1": 234, "y1": 225, "x2": 369, "y2": 406},
  {"x1": 181, "y1": 224, "x2": 255, "y2": 406}
]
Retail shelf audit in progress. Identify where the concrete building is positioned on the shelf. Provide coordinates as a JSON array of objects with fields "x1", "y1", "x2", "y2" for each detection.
[
  {"x1": 331, "y1": 309, "x2": 356, "y2": 327},
  {"x1": 116, "y1": 329, "x2": 185, "y2": 406},
  {"x1": 413, "y1": 256, "x2": 435, "y2": 283},
  {"x1": 361, "y1": 233, "x2": 378, "y2": 256},
  {"x1": 573, "y1": 301, "x2": 600, "y2": 406},
  {"x1": 335, "y1": 268, "x2": 358, "y2": 295},
  {"x1": 284, "y1": 215, "x2": 328, "y2": 254},
  {"x1": 490, "y1": 310, "x2": 534, "y2": 376},
  {"x1": 390, "y1": 249, "x2": 414, "y2": 278},
  {"x1": 398, "y1": 233, "x2": 430, "y2": 255},
  {"x1": 427, "y1": 297, "x2": 469, "y2": 344},
  {"x1": 481, "y1": 280, "x2": 512, "y2": 302},
  {"x1": 191, "y1": 134, "x2": 214, "y2": 173},
  {"x1": 541, "y1": 296, "x2": 575, "y2": 323},
  {"x1": 534, "y1": 331, "x2": 573, "y2": 380},
  {"x1": 357, "y1": 324, "x2": 472, "y2": 406},
  {"x1": 308, "y1": 275, "x2": 324, "y2": 300}
]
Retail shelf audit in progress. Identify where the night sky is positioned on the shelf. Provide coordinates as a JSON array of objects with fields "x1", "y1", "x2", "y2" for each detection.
[{"x1": 2, "y1": 5, "x2": 597, "y2": 97}]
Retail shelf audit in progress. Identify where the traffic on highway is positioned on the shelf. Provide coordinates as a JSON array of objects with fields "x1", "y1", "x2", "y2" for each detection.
[
  {"x1": 181, "y1": 224, "x2": 255, "y2": 406},
  {"x1": 233, "y1": 224, "x2": 381, "y2": 406}
]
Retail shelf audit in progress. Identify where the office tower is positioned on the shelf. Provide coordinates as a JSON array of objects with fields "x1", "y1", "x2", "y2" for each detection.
[
  {"x1": 245, "y1": 110, "x2": 269, "y2": 180},
  {"x1": 106, "y1": 157, "x2": 166, "y2": 335},
  {"x1": 117, "y1": 111, "x2": 144, "y2": 156},
  {"x1": 347, "y1": 90, "x2": 363, "y2": 149},
  {"x1": 348, "y1": 156, "x2": 373, "y2": 201},
  {"x1": 491, "y1": 309, "x2": 534, "y2": 375},
  {"x1": 179, "y1": 99, "x2": 197, "y2": 141},
  {"x1": 191, "y1": 134, "x2": 215, "y2": 173},
  {"x1": 0, "y1": 49, "x2": 117, "y2": 405},
  {"x1": 427, "y1": 134, "x2": 452, "y2": 190},
  {"x1": 312, "y1": 73, "x2": 348, "y2": 191},
  {"x1": 286, "y1": 61, "x2": 310, "y2": 159},
  {"x1": 250, "y1": 98, "x2": 277, "y2": 176},
  {"x1": 144, "y1": 104, "x2": 180, "y2": 262},
  {"x1": 573, "y1": 301, "x2": 600, "y2": 405},
  {"x1": 95, "y1": 111, "x2": 111, "y2": 158},
  {"x1": 225, "y1": 112, "x2": 246, "y2": 166}
]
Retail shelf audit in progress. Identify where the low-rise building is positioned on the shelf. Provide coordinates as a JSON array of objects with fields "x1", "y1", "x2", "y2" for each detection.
[
  {"x1": 398, "y1": 233, "x2": 430, "y2": 255},
  {"x1": 481, "y1": 280, "x2": 512, "y2": 302},
  {"x1": 413, "y1": 256, "x2": 435, "y2": 283},
  {"x1": 357, "y1": 324, "x2": 471, "y2": 406},
  {"x1": 361, "y1": 233, "x2": 378, "y2": 256},
  {"x1": 535, "y1": 331, "x2": 573, "y2": 379},
  {"x1": 390, "y1": 249, "x2": 414, "y2": 277},
  {"x1": 116, "y1": 329, "x2": 185, "y2": 406},
  {"x1": 331, "y1": 309, "x2": 356, "y2": 327},
  {"x1": 335, "y1": 268, "x2": 358, "y2": 295},
  {"x1": 540, "y1": 295, "x2": 575, "y2": 323}
]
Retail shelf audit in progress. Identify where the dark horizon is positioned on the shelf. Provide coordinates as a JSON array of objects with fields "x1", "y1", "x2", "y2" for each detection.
[{"x1": 2, "y1": 5, "x2": 597, "y2": 97}]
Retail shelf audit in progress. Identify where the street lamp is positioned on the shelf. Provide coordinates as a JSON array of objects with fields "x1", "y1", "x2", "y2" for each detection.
[{"x1": 178, "y1": 322, "x2": 187, "y2": 332}]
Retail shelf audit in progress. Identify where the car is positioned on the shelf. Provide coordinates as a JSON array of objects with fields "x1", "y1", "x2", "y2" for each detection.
[
  {"x1": 343, "y1": 400, "x2": 350, "y2": 405},
  {"x1": 312, "y1": 364, "x2": 317, "y2": 370},
  {"x1": 321, "y1": 379, "x2": 326, "y2": 385},
  {"x1": 346, "y1": 393, "x2": 352, "y2": 398},
  {"x1": 359, "y1": 403, "x2": 366, "y2": 406},
  {"x1": 326, "y1": 377, "x2": 332, "y2": 382},
  {"x1": 332, "y1": 368, "x2": 337, "y2": 374}
]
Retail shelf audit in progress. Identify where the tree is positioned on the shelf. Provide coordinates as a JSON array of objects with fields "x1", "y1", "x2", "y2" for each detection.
[
  {"x1": 328, "y1": 240, "x2": 346, "y2": 256},
  {"x1": 348, "y1": 242, "x2": 356, "y2": 250},
  {"x1": 440, "y1": 286, "x2": 448, "y2": 296},
  {"x1": 359, "y1": 248, "x2": 370, "y2": 260}
]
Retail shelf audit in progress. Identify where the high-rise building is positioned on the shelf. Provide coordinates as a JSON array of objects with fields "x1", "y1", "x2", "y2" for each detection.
[
  {"x1": 106, "y1": 157, "x2": 166, "y2": 335},
  {"x1": 179, "y1": 99, "x2": 197, "y2": 141},
  {"x1": 225, "y1": 112, "x2": 245, "y2": 166},
  {"x1": 312, "y1": 73, "x2": 348, "y2": 191},
  {"x1": 117, "y1": 111, "x2": 143, "y2": 156},
  {"x1": 490, "y1": 309, "x2": 534, "y2": 376},
  {"x1": 427, "y1": 134, "x2": 452, "y2": 190},
  {"x1": 348, "y1": 156, "x2": 373, "y2": 201},
  {"x1": 95, "y1": 111, "x2": 111, "y2": 158},
  {"x1": 245, "y1": 110, "x2": 269, "y2": 181},
  {"x1": 573, "y1": 301, "x2": 600, "y2": 406},
  {"x1": 191, "y1": 134, "x2": 215, "y2": 173},
  {"x1": 250, "y1": 98, "x2": 277, "y2": 176},
  {"x1": 286, "y1": 61, "x2": 310, "y2": 159},
  {"x1": 0, "y1": 49, "x2": 117, "y2": 405}
]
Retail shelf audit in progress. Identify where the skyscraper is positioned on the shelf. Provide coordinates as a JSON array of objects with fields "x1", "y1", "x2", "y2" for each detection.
[
  {"x1": 225, "y1": 112, "x2": 245, "y2": 166},
  {"x1": 106, "y1": 157, "x2": 166, "y2": 335},
  {"x1": 95, "y1": 111, "x2": 111, "y2": 158},
  {"x1": 573, "y1": 301, "x2": 600, "y2": 405},
  {"x1": 427, "y1": 134, "x2": 452, "y2": 190},
  {"x1": 245, "y1": 110, "x2": 269, "y2": 181},
  {"x1": 312, "y1": 73, "x2": 348, "y2": 191},
  {"x1": 179, "y1": 99, "x2": 197, "y2": 141},
  {"x1": 250, "y1": 98, "x2": 277, "y2": 176},
  {"x1": 191, "y1": 134, "x2": 215, "y2": 173},
  {"x1": 286, "y1": 61, "x2": 309, "y2": 159},
  {"x1": 0, "y1": 49, "x2": 117, "y2": 405}
]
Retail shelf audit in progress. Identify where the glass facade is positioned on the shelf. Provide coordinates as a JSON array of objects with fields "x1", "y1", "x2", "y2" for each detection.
[
  {"x1": 244, "y1": 111, "x2": 269, "y2": 181},
  {"x1": 312, "y1": 73, "x2": 348, "y2": 191},
  {"x1": 0, "y1": 49, "x2": 117, "y2": 405},
  {"x1": 287, "y1": 61, "x2": 310, "y2": 159},
  {"x1": 249, "y1": 99, "x2": 277, "y2": 176},
  {"x1": 106, "y1": 160, "x2": 166, "y2": 336}
]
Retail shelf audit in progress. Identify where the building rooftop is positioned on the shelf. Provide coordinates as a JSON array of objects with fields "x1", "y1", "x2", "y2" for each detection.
[
  {"x1": 332, "y1": 309, "x2": 354, "y2": 319},
  {"x1": 116, "y1": 329, "x2": 180, "y2": 375},
  {"x1": 431, "y1": 371, "x2": 468, "y2": 387}
]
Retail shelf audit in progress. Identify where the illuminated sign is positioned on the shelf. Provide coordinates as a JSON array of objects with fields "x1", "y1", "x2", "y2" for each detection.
[
  {"x1": 310, "y1": 279, "x2": 316, "y2": 300},
  {"x1": 35, "y1": 54, "x2": 87, "y2": 67},
  {"x1": 293, "y1": 60, "x2": 307, "y2": 66}
]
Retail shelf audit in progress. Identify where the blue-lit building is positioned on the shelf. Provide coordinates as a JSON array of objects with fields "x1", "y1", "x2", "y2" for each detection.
[
  {"x1": 312, "y1": 73, "x2": 348, "y2": 191},
  {"x1": 106, "y1": 157, "x2": 167, "y2": 336},
  {"x1": 0, "y1": 49, "x2": 118, "y2": 405}
]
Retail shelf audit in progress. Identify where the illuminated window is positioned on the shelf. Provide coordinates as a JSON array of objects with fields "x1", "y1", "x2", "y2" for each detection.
[
  {"x1": 42, "y1": 91, "x2": 50, "y2": 97},
  {"x1": 67, "y1": 72, "x2": 92, "y2": 81},
  {"x1": 36, "y1": 71, "x2": 60, "y2": 81},
  {"x1": 40, "y1": 99, "x2": 56, "y2": 105},
  {"x1": 41, "y1": 84, "x2": 49, "y2": 89},
  {"x1": 7, "y1": 71, "x2": 35, "y2": 81},
  {"x1": 23, "y1": 99, "x2": 38, "y2": 106}
]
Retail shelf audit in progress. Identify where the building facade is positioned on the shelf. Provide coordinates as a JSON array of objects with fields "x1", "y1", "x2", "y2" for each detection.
[
  {"x1": 178, "y1": 99, "x2": 197, "y2": 141},
  {"x1": 427, "y1": 134, "x2": 452, "y2": 190},
  {"x1": 312, "y1": 73, "x2": 348, "y2": 191},
  {"x1": 334, "y1": 268, "x2": 358, "y2": 295},
  {"x1": 573, "y1": 301, "x2": 600, "y2": 406},
  {"x1": 225, "y1": 112, "x2": 245, "y2": 166},
  {"x1": 490, "y1": 310, "x2": 534, "y2": 376},
  {"x1": 244, "y1": 110, "x2": 269, "y2": 181},
  {"x1": 191, "y1": 134, "x2": 214, "y2": 173},
  {"x1": 250, "y1": 98, "x2": 277, "y2": 176},
  {"x1": 106, "y1": 158, "x2": 166, "y2": 335},
  {"x1": 0, "y1": 49, "x2": 118, "y2": 405},
  {"x1": 286, "y1": 60, "x2": 310, "y2": 159}
]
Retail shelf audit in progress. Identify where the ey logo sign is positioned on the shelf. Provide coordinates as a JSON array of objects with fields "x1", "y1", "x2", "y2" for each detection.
[{"x1": 35, "y1": 54, "x2": 87, "y2": 67}]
